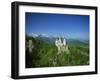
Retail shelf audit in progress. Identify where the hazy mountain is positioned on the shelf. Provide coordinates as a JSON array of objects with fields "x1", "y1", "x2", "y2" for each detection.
[
  {"x1": 31, "y1": 33, "x2": 89, "y2": 45},
  {"x1": 35, "y1": 34, "x2": 56, "y2": 44},
  {"x1": 66, "y1": 39, "x2": 89, "y2": 46}
]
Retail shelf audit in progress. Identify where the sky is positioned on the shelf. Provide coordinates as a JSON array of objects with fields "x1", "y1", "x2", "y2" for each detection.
[{"x1": 25, "y1": 12, "x2": 89, "y2": 40}]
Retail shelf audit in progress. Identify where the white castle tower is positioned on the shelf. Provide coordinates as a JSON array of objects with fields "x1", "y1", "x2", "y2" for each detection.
[{"x1": 55, "y1": 37, "x2": 69, "y2": 54}]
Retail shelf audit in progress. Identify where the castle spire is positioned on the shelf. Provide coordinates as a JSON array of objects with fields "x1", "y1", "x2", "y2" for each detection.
[{"x1": 63, "y1": 38, "x2": 66, "y2": 46}]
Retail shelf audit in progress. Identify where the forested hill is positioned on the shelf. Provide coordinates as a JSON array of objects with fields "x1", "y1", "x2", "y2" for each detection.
[{"x1": 25, "y1": 35, "x2": 89, "y2": 68}]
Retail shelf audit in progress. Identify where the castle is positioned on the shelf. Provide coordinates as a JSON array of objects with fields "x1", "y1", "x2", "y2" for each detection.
[
  {"x1": 26, "y1": 36, "x2": 70, "y2": 54},
  {"x1": 55, "y1": 37, "x2": 69, "y2": 54}
]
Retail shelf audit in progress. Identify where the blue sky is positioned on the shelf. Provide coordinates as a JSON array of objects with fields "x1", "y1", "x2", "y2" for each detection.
[{"x1": 25, "y1": 12, "x2": 89, "y2": 40}]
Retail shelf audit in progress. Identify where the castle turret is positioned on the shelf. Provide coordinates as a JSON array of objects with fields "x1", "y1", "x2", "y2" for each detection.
[
  {"x1": 63, "y1": 38, "x2": 66, "y2": 46},
  {"x1": 55, "y1": 37, "x2": 70, "y2": 54}
]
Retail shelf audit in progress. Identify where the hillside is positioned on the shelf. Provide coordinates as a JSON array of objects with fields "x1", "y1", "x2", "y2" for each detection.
[{"x1": 25, "y1": 35, "x2": 89, "y2": 68}]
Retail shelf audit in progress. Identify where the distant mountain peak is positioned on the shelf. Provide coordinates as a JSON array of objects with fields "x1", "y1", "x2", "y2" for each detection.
[
  {"x1": 31, "y1": 33, "x2": 39, "y2": 38},
  {"x1": 32, "y1": 33, "x2": 50, "y2": 38}
]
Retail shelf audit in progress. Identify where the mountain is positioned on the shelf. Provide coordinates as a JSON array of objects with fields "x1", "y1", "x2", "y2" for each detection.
[
  {"x1": 31, "y1": 33, "x2": 89, "y2": 45},
  {"x1": 31, "y1": 33, "x2": 39, "y2": 38},
  {"x1": 35, "y1": 34, "x2": 56, "y2": 44},
  {"x1": 66, "y1": 39, "x2": 89, "y2": 46}
]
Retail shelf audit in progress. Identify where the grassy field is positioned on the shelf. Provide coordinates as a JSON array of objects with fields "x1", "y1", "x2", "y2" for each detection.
[{"x1": 25, "y1": 35, "x2": 89, "y2": 68}]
